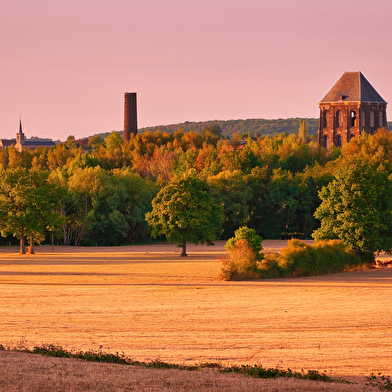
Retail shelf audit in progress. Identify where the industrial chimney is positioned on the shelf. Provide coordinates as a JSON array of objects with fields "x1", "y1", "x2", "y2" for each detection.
[{"x1": 124, "y1": 92, "x2": 137, "y2": 141}]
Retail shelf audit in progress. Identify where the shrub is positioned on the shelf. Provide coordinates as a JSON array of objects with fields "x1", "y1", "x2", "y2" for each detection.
[
  {"x1": 219, "y1": 239, "x2": 261, "y2": 280},
  {"x1": 280, "y1": 239, "x2": 361, "y2": 277},
  {"x1": 259, "y1": 253, "x2": 288, "y2": 278},
  {"x1": 257, "y1": 239, "x2": 364, "y2": 279},
  {"x1": 225, "y1": 227, "x2": 263, "y2": 261},
  {"x1": 220, "y1": 235, "x2": 365, "y2": 280}
]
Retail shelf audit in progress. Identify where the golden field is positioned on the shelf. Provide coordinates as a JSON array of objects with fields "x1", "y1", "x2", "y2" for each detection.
[{"x1": 0, "y1": 240, "x2": 391, "y2": 389}]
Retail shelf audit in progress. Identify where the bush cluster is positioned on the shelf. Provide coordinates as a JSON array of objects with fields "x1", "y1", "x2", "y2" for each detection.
[
  {"x1": 262, "y1": 239, "x2": 362, "y2": 278},
  {"x1": 219, "y1": 235, "x2": 365, "y2": 281},
  {"x1": 218, "y1": 227, "x2": 263, "y2": 280},
  {"x1": 219, "y1": 239, "x2": 260, "y2": 280}
]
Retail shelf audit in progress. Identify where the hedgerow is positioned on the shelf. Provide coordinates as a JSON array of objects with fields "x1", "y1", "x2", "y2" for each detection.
[
  {"x1": 219, "y1": 237, "x2": 367, "y2": 280},
  {"x1": 262, "y1": 239, "x2": 363, "y2": 278}
]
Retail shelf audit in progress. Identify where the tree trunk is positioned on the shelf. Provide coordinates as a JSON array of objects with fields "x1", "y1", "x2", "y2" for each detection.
[
  {"x1": 28, "y1": 236, "x2": 35, "y2": 254},
  {"x1": 180, "y1": 240, "x2": 187, "y2": 257},
  {"x1": 20, "y1": 228, "x2": 25, "y2": 254},
  {"x1": 74, "y1": 223, "x2": 85, "y2": 246}
]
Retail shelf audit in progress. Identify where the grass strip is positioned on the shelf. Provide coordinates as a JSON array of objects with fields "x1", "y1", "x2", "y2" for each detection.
[{"x1": 0, "y1": 343, "x2": 351, "y2": 384}]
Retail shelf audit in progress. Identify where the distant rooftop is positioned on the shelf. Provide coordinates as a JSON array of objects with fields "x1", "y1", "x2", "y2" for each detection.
[{"x1": 22, "y1": 140, "x2": 56, "y2": 147}]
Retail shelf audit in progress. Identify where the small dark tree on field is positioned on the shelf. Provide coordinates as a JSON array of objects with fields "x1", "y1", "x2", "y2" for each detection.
[
  {"x1": 312, "y1": 159, "x2": 392, "y2": 261},
  {"x1": 146, "y1": 170, "x2": 223, "y2": 256}
]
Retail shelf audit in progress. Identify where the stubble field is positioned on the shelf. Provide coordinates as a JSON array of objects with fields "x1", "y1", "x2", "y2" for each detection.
[{"x1": 0, "y1": 240, "x2": 391, "y2": 390}]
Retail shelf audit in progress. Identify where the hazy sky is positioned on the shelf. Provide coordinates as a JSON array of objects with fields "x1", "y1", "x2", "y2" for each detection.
[{"x1": 1, "y1": 0, "x2": 392, "y2": 141}]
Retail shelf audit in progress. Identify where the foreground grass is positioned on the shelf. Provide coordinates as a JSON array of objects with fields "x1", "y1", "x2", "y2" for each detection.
[
  {"x1": 1, "y1": 343, "x2": 350, "y2": 383},
  {"x1": 0, "y1": 345, "x2": 379, "y2": 391}
]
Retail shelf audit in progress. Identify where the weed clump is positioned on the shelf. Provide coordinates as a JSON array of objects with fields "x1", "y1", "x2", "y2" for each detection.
[{"x1": 366, "y1": 372, "x2": 392, "y2": 390}]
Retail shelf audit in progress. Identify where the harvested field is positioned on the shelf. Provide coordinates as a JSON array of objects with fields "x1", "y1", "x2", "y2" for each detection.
[{"x1": 0, "y1": 240, "x2": 391, "y2": 387}]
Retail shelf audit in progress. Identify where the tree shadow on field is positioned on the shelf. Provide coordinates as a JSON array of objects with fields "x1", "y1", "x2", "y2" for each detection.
[
  {"x1": 1, "y1": 276, "x2": 392, "y2": 288},
  {"x1": 0, "y1": 254, "x2": 223, "y2": 266}
]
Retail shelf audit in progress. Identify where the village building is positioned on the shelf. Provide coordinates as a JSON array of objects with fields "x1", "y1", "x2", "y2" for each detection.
[
  {"x1": 318, "y1": 72, "x2": 387, "y2": 148},
  {"x1": 0, "y1": 138, "x2": 16, "y2": 148},
  {"x1": 2, "y1": 119, "x2": 57, "y2": 152}
]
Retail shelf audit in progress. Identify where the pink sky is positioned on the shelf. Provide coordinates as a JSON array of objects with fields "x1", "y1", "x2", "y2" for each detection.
[{"x1": 1, "y1": 0, "x2": 392, "y2": 141}]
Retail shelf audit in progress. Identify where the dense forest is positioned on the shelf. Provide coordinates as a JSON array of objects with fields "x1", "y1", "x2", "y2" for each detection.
[{"x1": 1, "y1": 123, "x2": 392, "y2": 249}]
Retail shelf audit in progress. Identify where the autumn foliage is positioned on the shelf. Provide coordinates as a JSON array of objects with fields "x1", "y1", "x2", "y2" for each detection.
[{"x1": 1, "y1": 124, "x2": 392, "y2": 249}]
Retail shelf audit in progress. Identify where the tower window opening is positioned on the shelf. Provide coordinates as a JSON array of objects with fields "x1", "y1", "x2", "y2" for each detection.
[
  {"x1": 350, "y1": 110, "x2": 356, "y2": 127},
  {"x1": 336, "y1": 134, "x2": 342, "y2": 148},
  {"x1": 379, "y1": 110, "x2": 383, "y2": 128},
  {"x1": 323, "y1": 134, "x2": 328, "y2": 148},
  {"x1": 323, "y1": 111, "x2": 329, "y2": 128},
  {"x1": 336, "y1": 110, "x2": 343, "y2": 128}
]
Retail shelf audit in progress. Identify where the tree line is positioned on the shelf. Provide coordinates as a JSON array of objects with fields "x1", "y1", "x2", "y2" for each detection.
[{"x1": 1, "y1": 124, "x2": 392, "y2": 256}]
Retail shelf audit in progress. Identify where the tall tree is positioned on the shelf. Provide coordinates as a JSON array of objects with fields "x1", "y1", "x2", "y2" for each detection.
[
  {"x1": 298, "y1": 119, "x2": 308, "y2": 142},
  {"x1": 313, "y1": 159, "x2": 392, "y2": 260},
  {"x1": 146, "y1": 170, "x2": 223, "y2": 256}
]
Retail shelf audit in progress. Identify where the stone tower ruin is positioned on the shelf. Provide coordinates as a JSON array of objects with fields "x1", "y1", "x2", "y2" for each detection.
[{"x1": 318, "y1": 72, "x2": 387, "y2": 148}]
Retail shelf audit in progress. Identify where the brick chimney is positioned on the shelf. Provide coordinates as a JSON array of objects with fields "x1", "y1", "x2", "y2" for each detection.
[{"x1": 124, "y1": 92, "x2": 137, "y2": 141}]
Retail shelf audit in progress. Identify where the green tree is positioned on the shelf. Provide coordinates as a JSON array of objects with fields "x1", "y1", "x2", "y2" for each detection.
[
  {"x1": 146, "y1": 170, "x2": 223, "y2": 256},
  {"x1": 63, "y1": 166, "x2": 129, "y2": 246},
  {"x1": 105, "y1": 131, "x2": 123, "y2": 150},
  {"x1": 207, "y1": 170, "x2": 253, "y2": 238},
  {"x1": 265, "y1": 169, "x2": 300, "y2": 239},
  {"x1": 88, "y1": 135, "x2": 105, "y2": 147},
  {"x1": 312, "y1": 159, "x2": 392, "y2": 260},
  {"x1": 64, "y1": 135, "x2": 78, "y2": 149},
  {"x1": 0, "y1": 167, "x2": 62, "y2": 253},
  {"x1": 113, "y1": 168, "x2": 158, "y2": 243},
  {"x1": 225, "y1": 226, "x2": 263, "y2": 261}
]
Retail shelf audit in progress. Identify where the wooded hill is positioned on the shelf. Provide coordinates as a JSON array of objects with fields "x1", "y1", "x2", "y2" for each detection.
[
  {"x1": 95, "y1": 118, "x2": 319, "y2": 140},
  {"x1": 141, "y1": 118, "x2": 320, "y2": 138},
  {"x1": 92, "y1": 118, "x2": 392, "y2": 141}
]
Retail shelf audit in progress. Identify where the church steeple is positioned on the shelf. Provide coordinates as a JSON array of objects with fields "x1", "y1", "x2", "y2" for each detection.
[{"x1": 16, "y1": 117, "x2": 25, "y2": 144}]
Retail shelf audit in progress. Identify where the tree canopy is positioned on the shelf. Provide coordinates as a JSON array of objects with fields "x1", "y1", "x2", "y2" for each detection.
[
  {"x1": 146, "y1": 170, "x2": 223, "y2": 256},
  {"x1": 312, "y1": 159, "x2": 392, "y2": 260},
  {"x1": 0, "y1": 167, "x2": 62, "y2": 253},
  {"x1": 2, "y1": 122, "x2": 392, "y2": 250}
]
